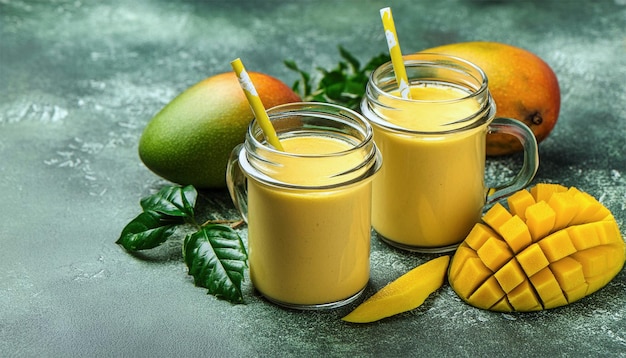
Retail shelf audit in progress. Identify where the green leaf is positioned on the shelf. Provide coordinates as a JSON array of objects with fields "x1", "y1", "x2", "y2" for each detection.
[
  {"x1": 344, "y1": 80, "x2": 366, "y2": 97},
  {"x1": 116, "y1": 210, "x2": 181, "y2": 251},
  {"x1": 339, "y1": 45, "x2": 361, "y2": 73},
  {"x1": 319, "y1": 69, "x2": 346, "y2": 88},
  {"x1": 140, "y1": 185, "x2": 197, "y2": 218},
  {"x1": 284, "y1": 59, "x2": 312, "y2": 98},
  {"x1": 283, "y1": 59, "x2": 298, "y2": 71},
  {"x1": 183, "y1": 225, "x2": 248, "y2": 304},
  {"x1": 291, "y1": 79, "x2": 301, "y2": 95}
]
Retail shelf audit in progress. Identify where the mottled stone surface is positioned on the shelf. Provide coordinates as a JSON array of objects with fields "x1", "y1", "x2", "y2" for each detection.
[{"x1": 1, "y1": 0, "x2": 625, "y2": 356}]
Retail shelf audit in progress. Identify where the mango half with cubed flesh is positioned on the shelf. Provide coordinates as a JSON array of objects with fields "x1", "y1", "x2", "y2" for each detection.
[{"x1": 449, "y1": 183, "x2": 625, "y2": 312}]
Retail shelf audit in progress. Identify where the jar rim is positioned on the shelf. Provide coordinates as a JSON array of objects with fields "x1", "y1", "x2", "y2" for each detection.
[
  {"x1": 363, "y1": 53, "x2": 495, "y2": 134},
  {"x1": 371, "y1": 53, "x2": 490, "y2": 102},
  {"x1": 240, "y1": 101, "x2": 382, "y2": 189},
  {"x1": 247, "y1": 101, "x2": 374, "y2": 157}
]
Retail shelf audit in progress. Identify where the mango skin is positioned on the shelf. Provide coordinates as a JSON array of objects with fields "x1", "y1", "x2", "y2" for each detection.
[
  {"x1": 138, "y1": 72, "x2": 300, "y2": 188},
  {"x1": 421, "y1": 42, "x2": 561, "y2": 156},
  {"x1": 448, "y1": 184, "x2": 625, "y2": 312}
]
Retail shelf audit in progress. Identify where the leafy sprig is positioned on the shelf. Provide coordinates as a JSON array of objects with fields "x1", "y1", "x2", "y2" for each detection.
[
  {"x1": 284, "y1": 46, "x2": 390, "y2": 110},
  {"x1": 117, "y1": 185, "x2": 248, "y2": 304}
]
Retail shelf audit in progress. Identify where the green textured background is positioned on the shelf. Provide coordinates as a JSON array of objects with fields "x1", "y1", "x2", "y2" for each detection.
[{"x1": 1, "y1": 0, "x2": 625, "y2": 356}]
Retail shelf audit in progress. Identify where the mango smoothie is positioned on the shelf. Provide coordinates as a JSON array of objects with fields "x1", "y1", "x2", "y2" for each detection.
[
  {"x1": 246, "y1": 135, "x2": 373, "y2": 306},
  {"x1": 369, "y1": 84, "x2": 488, "y2": 249}
]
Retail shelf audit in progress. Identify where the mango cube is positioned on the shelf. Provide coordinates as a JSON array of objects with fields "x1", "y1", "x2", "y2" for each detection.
[
  {"x1": 507, "y1": 189, "x2": 535, "y2": 221},
  {"x1": 482, "y1": 203, "x2": 512, "y2": 233},
  {"x1": 491, "y1": 297, "x2": 514, "y2": 312},
  {"x1": 465, "y1": 223, "x2": 498, "y2": 251},
  {"x1": 516, "y1": 243, "x2": 550, "y2": 277},
  {"x1": 567, "y1": 222, "x2": 602, "y2": 251},
  {"x1": 493, "y1": 258, "x2": 525, "y2": 293},
  {"x1": 569, "y1": 190, "x2": 610, "y2": 225},
  {"x1": 468, "y1": 276, "x2": 506, "y2": 310},
  {"x1": 498, "y1": 215, "x2": 532, "y2": 253},
  {"x1": 508, "y1": 280, "x2": 542, "y2": 312},
  {"x1": 529, "y1": 267, "x2": 567, "y2": 304},
  {"x1": 530, "y1": 183, "x2": 567, "y2": 203},
  {"x1": 548, "y1": 192, "x2": 579, "y2": 230},
  {"x1": 525, "y1": 201, "x2": 556, "y2": 241},
  {"x1": 477, "y1": 237, "x2": 512, "y2": 272},
  {"x1": 449, "y1": 255, "x2": 492, "y2": 299},
  {"x1": 538, "y1": 230, "x2": 577, "y2": 263},
  {"x1": 550, "y1": 257, "x2": 585, "y2": 291},
  {"x1": 572, "y1": 246, "x2": 609, "y2": 278}
]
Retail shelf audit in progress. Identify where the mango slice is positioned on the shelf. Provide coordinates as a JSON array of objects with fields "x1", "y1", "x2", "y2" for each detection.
[
  {"x1": 449, "y1": 184, "x2": 625, "y2": 312},
  {"x1": 342, "y1": 256, "x2": 450, "y2": 323}
]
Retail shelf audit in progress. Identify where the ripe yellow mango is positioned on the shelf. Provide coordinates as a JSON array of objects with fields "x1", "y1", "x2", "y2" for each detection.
[
  {"x1": 420, "y1": 42, "x2": 561, "y2": 156},
  {"x1": 342, "y1": 256, "x2": 450, "y2": 323},
  {"x1": 448, "y1": 184, "x2": 625, "y2": 312}
]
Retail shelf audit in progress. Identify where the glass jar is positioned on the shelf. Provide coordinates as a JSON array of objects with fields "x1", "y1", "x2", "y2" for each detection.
[
  {"x1": 361, "y1": 53, "x2": 539, "y2": 253},
  {"x1": 227, "y1": 102, "x2": 382, "y2": 309}
]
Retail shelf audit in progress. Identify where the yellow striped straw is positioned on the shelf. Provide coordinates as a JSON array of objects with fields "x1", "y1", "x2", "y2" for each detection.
[
  {"x1": 230, "y1": 58, "x2": 284, "y2": 151},
  {"x1": 380, "y1": 7, "x2": 411, "y2": 99}
]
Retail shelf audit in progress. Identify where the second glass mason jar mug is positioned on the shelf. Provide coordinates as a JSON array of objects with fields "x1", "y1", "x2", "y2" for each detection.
[
  {"x1": 361, "y1": 53, "x2": 539, "y2": 253},
  {"x1": 227, "y1": 102, "x2": 382, "y2": 310}
]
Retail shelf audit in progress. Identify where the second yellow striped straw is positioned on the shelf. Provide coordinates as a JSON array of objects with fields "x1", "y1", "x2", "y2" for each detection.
[
  {"x1": 380, "y1": 7, "x2": 411, "y2": 99},
  {"x1": 231, "y1": 58, "x2": 284, "y2": 151}
]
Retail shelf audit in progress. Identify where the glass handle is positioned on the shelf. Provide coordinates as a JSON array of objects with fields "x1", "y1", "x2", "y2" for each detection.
[
  {"x1": 486, "y1": 117, "x2": 539, "y2": 205},
  {"x1": 226, "y1": 144, "x2": 249, "y2": 223}
]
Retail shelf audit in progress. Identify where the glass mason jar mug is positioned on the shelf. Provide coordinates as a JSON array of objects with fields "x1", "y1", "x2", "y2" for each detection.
[
  {"x1": 227, "y1": 102, "x2": 382, "y2": 310},
  {"x1": 361, "y1": 53, "x2": 539, "y2": 253}
]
